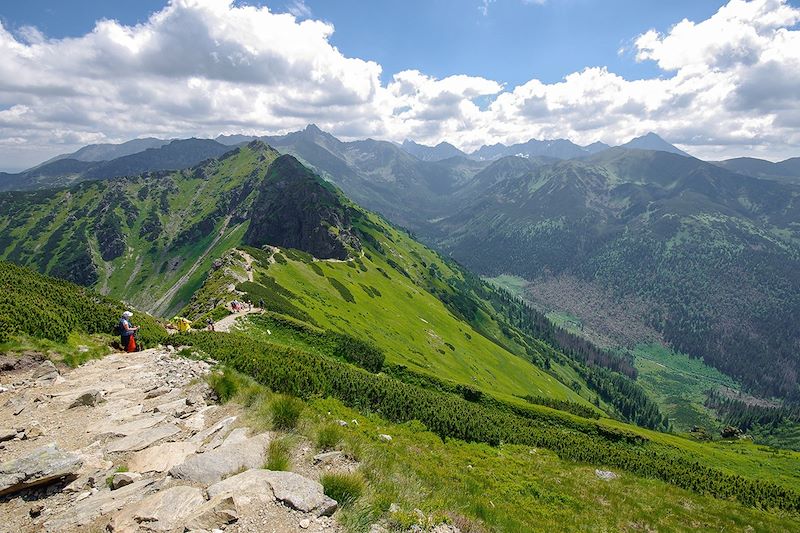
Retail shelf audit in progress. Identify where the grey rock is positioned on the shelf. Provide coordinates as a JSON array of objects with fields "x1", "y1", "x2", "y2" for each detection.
[
  {"x1": 32, "y1": 360, "x2": 59, "y2": 382},
  {"x1": 207, "y1": 469, "x2": 337, "y2": 517},
  {"x1": 155, "y1": 397, "x2": 188, "y2": 416},
  {"x1": 183, "y1": 495, "x2": 239, "y2": 531},
  {"x1": 68, "y1": 389, "x2": 103, "y2": 409},
  {"x1": 128, "y1": 441, "x2": 198, "y2": 473},
  {"x1": 0, "y1": 442, "x2": 83, "y2": 496},
  {"x1": 109, "y1": 485, "x2": 205, "y2": 532},
  {"x1": 190, "y1": 415, "x2": 237, "y2": 445},
  {"x1": 99, "y1": 414, "x2": 167, "y2": 437},
  {"x1": 106, "y1": 423, "x2": 180, "y2": 453},
  {"x1": 0, "y1": 428, "x2": 17, "y2": 442},
  {"x1": 144, "y1": 386, "x2": 170, "y2": 399},
  {"x1": 595, "y1": 469, "x2": 618, "y2": 481},
  {"x1": 378, "y1": 434, "x2": 392, "y2": 442},
  {"x1": 300, "y1": 518, "x2": 311, "y2": 529},
  {"x1": 111, "y1": 471, "x2": 141, "y2": 489},
  {"x1": 45, "y1": 478, "x2": 159, "y2": 531},
  {"x1": 171, "y1": 433, "x2": 270, "y2": 485}
]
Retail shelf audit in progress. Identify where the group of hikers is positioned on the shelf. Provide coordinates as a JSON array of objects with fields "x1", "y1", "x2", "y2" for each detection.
[{"x1": 118, "y1": 296, "x2": 268, "y2": 350}]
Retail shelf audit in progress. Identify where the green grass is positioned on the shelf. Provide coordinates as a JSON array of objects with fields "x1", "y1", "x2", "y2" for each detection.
[
  {"x1": 252, "y1": 225, "x2": 590, "y2": 409},
  {"x1": 213, "y1": 367, "x2": 800, "y2": 532},
  {"x1": 266, "y1": 436, "x2": 293, "y2": 471},
  {"x1": 631, "y1": 343, "x2": 740, "y2": 432},
  {"x1": 270, "y1": 395, "x2": 305, "y2": 430},
  {"x1": 321, "y1": 472, "x2": 365, "y2": 507},
  {"x1": 316, "y1": 422, "x2": 345, "y2": 450}
]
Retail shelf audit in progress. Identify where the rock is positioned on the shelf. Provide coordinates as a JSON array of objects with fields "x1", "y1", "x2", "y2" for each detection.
[
  {"x1": 313, "y1": 451, "x2": 343, "y2": 464},
  {"x1": 300, "y1": 518, "x2": 311, "y2": 529},
  {"x1": 0, "y1": 442, "x2": 83, "y2": 496},
  {"x1": 68, "y1": 390, "x2": 103, "y2": 409},
  {"x1": 29, "y1": 503, "x2": 44, "y2": 517},
  {"x1": 207, "y1": 468, "x2": 337, "y2": 517},
  {"x1": 335, "y1": 420, "x2": 348, "y2": 427},
  {"x1": 111, "y1": 471, "x2": 141, "y2": 489},
  {"x1": 183, "y1": 495, "x2": 239, "y2": 531},
  {"x1": 378, "y1": 434, "x2": 392, "y2": 442},
  {"x1": 44, "y1": 478, "x2": 158, "y2": 531},
  {"x1": 109, "y1": 485, "x2": 205, "y2": 532},
  {"x1": 170, "y1": 433, "x2": 270, "y2": 485},
  {"x1": 99, "y1": 414, "x2": 167, "y2": 437},
  {"x1": 595, "y1": 469, "x2": 617, "y2": 481},
  {"x1": 128, "y1": 441, "x2": 198, "y2": 473},
  {"x1": 23, "y1": 422, "x2": 44, "y2": 439},
  {"x1": 190, "y1": 415, "x2": 237, "y2": 445},
  {"x1": 106, "y1": 423, "x2": 180, "y2": 453},
  {"x1": 32, "y1": 360, "x2": 59, "y2": 382},
  {"x1": 0, "y1": 428, "x2": 17, "y2": 442},
  {"x1": 202, "y1": 425, "x2": 249, "y2": 452},
  {"x1": 155, "y1": 397, "x2": 189, "y2": 416},
  {"x1": 145, "y1": 386, "x2": 171, "y2": 399},
  {"x1": 7, "y1": 396, "x2": 27, "y2": 415}
]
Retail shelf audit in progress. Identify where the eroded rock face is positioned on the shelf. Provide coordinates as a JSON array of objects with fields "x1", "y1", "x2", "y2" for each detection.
[
  {"x1": 0, "y1": 443, "x2": 83, "y2": 496},
  {"x1": 244, "y1": 155, "x2": 361, "y2": 260}
]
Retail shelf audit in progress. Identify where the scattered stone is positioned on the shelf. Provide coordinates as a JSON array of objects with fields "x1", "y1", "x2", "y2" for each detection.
[
  {"x1": 128, "y1": 441, "x2": 198, "y2": 473},
  {"x1": 335, "y1": 420, "x2": 348, "y2": 427},
  {"x1": 0, "y1": 428, "x2": 16, "y2": 442},
  {"x1": 171, "y1": 433, "x2": 270, "y2": 485},
  {"x1": 0, "y1": 443, "x2": 83, "y2": 497},
  {"x1": 190, "y1": 415, "x2": 237, "y2": 445},
  {"x1": 99, "y1": 414, "x2": 167, "y2": 437},
  {"x1": 7, "y1": 396, "x2": 27, "y2": 416},
  {"x1": 313, "y1": 451, "x2": 343, "y2": 464},
  {"x1": 23, "y1": 422, "x2": 44, "y2": 439},
  {"x1": 32, "y1": 360, "x2": 59, "y2": 383},
  {"x1": 76, "y1": 345, "x2": 89, "y2": 353},
  {"x1": 111, "y1": 471, "x2": 141, "y2": 489},
  {"x1": 68, "y1": 390, "x2": 103, "y2": 409},
  {"x1": 378, "y1": 434, "x2": 392, "y2": 442},
  {"x1": 106, "y1": 423, "x2": 180, "y2": 453},
  {"x1": 300, "y1": 518, "x2": 311, "y2": 529},
  {"x1": 595, "y1": 469, "x2": 618, "y2": 481},
  {"x1": 389, "y1": 503, "x2": 399, "y2": 513}
]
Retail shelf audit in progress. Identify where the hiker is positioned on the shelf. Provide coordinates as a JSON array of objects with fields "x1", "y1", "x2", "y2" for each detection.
[
  {"x1": 259, "y1": 298, "x2": 265, "y2": 310},
  {"x1": 206, "y1": 317, "x2": 215, "y2": 331},
  {"x1": 119, "y1": 311, "x2": 139, "y2": 353},
  {"x1": 248, "y1": 301, "x2": 252, "y2": 312}
]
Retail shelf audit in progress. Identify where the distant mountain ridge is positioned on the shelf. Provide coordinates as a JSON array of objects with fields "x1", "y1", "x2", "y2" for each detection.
[{"x1": 713, "y1": 156, "x2": 800, "y2": 184}]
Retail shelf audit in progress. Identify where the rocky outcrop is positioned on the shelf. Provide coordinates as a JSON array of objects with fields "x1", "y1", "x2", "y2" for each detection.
[
  {"x1": 0, "y1": 443, "x2": 83, "y2": 496},
  {"x1": 244, "y1": 155, "x2": 361, "y2": 260},
  {"x1": 169, "y1": 433, "x2": 270, "y2": 484}
]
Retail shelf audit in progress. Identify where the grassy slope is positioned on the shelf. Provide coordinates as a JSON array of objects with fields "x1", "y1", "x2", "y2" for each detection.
[
  {"x1": 259, "y1": 238, "x2": 587, "y2": 405},
  {"x1": 0, "y1": 143, "x2": 276, "y2": 315}
]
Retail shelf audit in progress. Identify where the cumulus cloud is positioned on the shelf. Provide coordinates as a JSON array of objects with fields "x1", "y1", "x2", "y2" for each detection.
[{"x1": 0, "y1": 0, "x2": 799, "y2": 168}]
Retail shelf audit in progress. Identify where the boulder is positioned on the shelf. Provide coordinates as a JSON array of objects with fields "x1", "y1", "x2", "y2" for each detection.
[
  {"x1": 378, "y1": 434, "x2": 392, "y2": 442},
  {"x1": 99, "y1": 414, "x2": 167, "y2": 438},
  {"x1": 155, "y1": 397, "x2": 189, "y2": 416},
  {"x1": 189, "y1": 415, "x2": 237, "y2": 445},
  {"x1": 0, "y1": 428, "x2": 17, "y2": 442},
  {"x1": 111, "y1": 471, "x2": 141, "y2": 490},
  {"x1": 207, "y1": 469, "x2": 337, "y2": 517},
  {"x1": 170, "y1": 433, "x2": 270, "y2": 485},
  {"x1": 109, "y1": 485, "x2": 205, "y2": 532},
  {"x1": 0, "y1": 442, "x2": 83, "y2": 496},
  {"x1": 128, "y1": 441, "x2": 198, "y2": 473},
  {"x1": 313, "y1": 451, "x2": 343, "y2": 465},
  {"x1": 32, "y1": 360, "x2": 59, "y2": 382},
  {"x1": 68, "y1": 390, "x2": 103, "y2": 409},
  {"x1": 183, "y1": 495, "x2": 239, "y2": 531},
  {"x1": 106, "y1": 423, "x2": 180, "y2": 453}
]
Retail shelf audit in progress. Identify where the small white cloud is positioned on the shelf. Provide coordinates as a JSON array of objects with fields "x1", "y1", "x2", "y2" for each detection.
[
  {"x1": 287, "y1": 0, "x2": 312, "y2": 19},
  {"x1": 479, "y1": 0, "x2": 496, "y2": 17}
]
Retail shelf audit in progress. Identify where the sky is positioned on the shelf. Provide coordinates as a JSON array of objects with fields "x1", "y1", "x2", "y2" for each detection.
[{"x1": 0, "y1": 0, "x2": 799, "y2": 170}]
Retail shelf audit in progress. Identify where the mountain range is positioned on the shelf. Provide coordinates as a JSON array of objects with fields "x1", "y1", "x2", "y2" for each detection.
[{"x1": 2, "y1": 125, "x2": 799, "y2": 407}]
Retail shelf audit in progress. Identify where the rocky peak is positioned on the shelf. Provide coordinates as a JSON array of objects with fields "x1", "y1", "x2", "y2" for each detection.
[{"x1": 244, "y1": 155, "x2": 361, "y2": 260}]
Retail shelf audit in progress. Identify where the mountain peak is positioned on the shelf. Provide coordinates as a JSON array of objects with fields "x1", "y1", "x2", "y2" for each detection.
[
  {"x1": 621, "y1": 132, "x2": 690, "y2": 157},
  {"x1": 244, "y1": 155, "x2": 361, "y2": 260}
]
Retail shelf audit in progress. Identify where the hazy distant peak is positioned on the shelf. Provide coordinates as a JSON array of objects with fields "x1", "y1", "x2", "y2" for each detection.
[{"x1": 620, "y1": 132, "x2": 690, "y2": 157}]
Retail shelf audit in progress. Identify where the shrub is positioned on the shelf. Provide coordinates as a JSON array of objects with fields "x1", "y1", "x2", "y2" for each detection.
[
  {"x1": 207, "y1": 368, "x2": 240, "y2": 403},
  {"x1": 327, "y1": 277, "x2": 355, "y2": 303},
  {"x1": 265, "y1": 437, "x2": 292, "y2": 471},
  {"x1": 321, "y1": 472, "x2": 364, "y2": 507},
  {"x1": 316, "y1": 423, "x2": 344, "y2": 450},
  {"x1": 270, "y1": 395, "x2": 305, "y2": 430}
]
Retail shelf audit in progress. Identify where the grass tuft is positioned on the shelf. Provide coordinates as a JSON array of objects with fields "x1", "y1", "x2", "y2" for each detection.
[
  {"x1": 316, "y1": 422, "x2": 344, "y2": 450},
  {"x1": 266, "y1": 436, "x2": 292, "y2": 471},
  {"x1": 270, "y1": 395, "x2": 305, "y2": 430},
  {"x1": 321, "y1": 472, "x2": 365, "y2": 507}
]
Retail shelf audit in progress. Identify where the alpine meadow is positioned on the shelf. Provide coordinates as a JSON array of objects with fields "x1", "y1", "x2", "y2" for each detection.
[{"x1": 1, "y1": 1, "x2": 799, "y2": 532}]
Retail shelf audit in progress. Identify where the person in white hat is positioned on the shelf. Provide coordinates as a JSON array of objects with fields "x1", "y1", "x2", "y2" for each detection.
[{"x1": 119, "y1": 311, "x2": 139, "y2": 352}]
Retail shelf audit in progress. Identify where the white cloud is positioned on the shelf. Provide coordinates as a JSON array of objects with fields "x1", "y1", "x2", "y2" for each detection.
[{"x1": 0, "y1": 0, "x2": 799, "y2": 169}]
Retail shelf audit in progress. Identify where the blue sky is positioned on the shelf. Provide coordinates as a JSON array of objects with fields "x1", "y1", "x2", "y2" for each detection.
[
  {"x1": 0, "y1": 0, "x2": 799, "y2": 169},
  {"x1": 1, "y1": 0, "x2": 728, "y2": 86}
]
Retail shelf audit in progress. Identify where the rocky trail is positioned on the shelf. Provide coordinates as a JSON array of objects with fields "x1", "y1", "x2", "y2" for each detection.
[{"x1": 0, "y1": 348, "x2": 345, "y2": 533}]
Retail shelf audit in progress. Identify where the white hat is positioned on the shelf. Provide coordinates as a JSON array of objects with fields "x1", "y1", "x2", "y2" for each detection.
[{"x1": 122, "y1": 311, "x2": 133, "y2": 318}]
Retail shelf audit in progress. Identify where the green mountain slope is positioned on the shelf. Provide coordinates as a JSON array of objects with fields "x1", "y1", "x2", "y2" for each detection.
[{"x1": 437, "y1": 148, "x2": 800, "y2": 401}]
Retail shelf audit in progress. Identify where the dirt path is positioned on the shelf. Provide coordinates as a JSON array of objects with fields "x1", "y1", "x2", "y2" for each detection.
[
  {"x1": 214, "y1": 307, "x2": 262, "y2": 333},
  {"x1": 0, "y1": 349, "x2": 344, "y2": 533}
]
